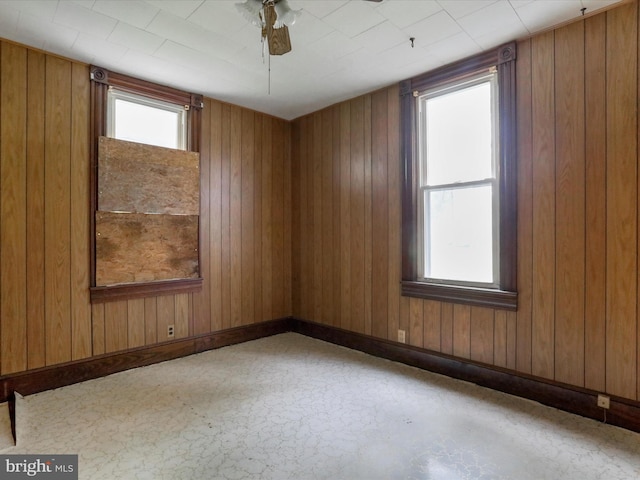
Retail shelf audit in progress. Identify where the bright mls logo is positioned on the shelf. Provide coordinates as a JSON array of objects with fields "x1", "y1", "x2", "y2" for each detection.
[{"x1": 0, "y1": 455, "x2": 77, "y2": 479}]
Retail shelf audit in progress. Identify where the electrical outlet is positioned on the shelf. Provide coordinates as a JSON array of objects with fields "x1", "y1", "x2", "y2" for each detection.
[
  {"x1": 398, "y1": 329, "x2": 406, "y2": 344},
  {"x1": 597, "y1": 394, "x2": 610, "y2": 409},
  {"x1": 167, "y1": 324, "x2": 175, "y2": 338}
]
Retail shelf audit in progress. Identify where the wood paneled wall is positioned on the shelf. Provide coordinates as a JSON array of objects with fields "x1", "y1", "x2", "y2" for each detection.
[
  {"x1": 292, "y1": 2, "x2": 640, "y2": 402},
  {"x1": 0, "y1": 40, "x2": 291, "y2": 376}
]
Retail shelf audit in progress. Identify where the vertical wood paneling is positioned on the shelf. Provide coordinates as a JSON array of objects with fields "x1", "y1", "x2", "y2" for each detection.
[
  {"x1": 220, "y1": 104, "x2": 232, "y2": 330},
  {"x1": 371, "y1": 90, "x2": 389, "y2": 340},
  {"x1": 340, "y1": 103, "x2": 351, "y2": 329},
  {"x1": 44, "y1": 55, "x2": 72, "y2": 366},
  {"x1": 494, "y1": 310, "x2": 507, "y2": 368},
  {"x1": 70, "y1": 62, "x2": 91, "y2": 361},
  {"x1": 332, "y1": 106, "x2": 342, "y2": 328},
  {"x1": 321, "y1": 109, "x2": 334, "y2": 325},
  {"x1": 127, "y1": 299, "x2": 145, "y2": 349},
  {"x1": 92, "y1": 304, "x2": 105, "y2": 356},
  {"x1": 506, "y1": 311, "x2": 517, "y2": 370},
  {"x1": 291, "y1": 121, "x2": 302, "y2": 317},
  {"x1": 409, "y1": 298, "x2": 423, "y2": 348},
  {"x1": 156, "y1": 295, "x2": 175, "y2": 343},
  {"x1": 241, "y1": 109, "x2": 255, "y2": 326},
  {"x1": 516, "y1": 38, "x2": 534, "y2": 375},
  {"x1": 263, "y1": 116, "x2": 275, "y2": 319},
  {"x1": 283, "y1": 121, "x2": 293, "y2": 316},
  {"x1": 531, "y1": 31, "x2": 556, "y2": 380},
  {"x1": 554, "y1": 21, "x2": 585, "y2": 387},
  {"x1": 387, "y1": 84, "x2": 401, "y2": 343},
  {"x1": 230, "y1": 106, "x2": 242, "y2": 327},
  {"x1": 26, "y1": 49, "x2": 46, "y2": 370},
  {"x1": 399, "y1": 296, "x2": 410, "y2": 343},
  {"x1": 104, "y1": 300, "x2": 127, "y2": 353},
  {"x1": 584, "y1": 13, "x2": 607, "y2": 393},
  {"x1": 363, "y1": 96, "x2": 372, "y2": 336},
  {"x1": 423, "y1": 300, "x2": 441, "y2": 351},
  {"x1": 175, "y1": 293, "x2": 189, "y2": 338},
  {"x1": 350, "y1": 98, "x2": 365, "y2": 334},
  {"x1": 453, "y1": 305, "x2": 471, "y2": 359},
  {"x1": 209, "y1": 100, "x2": 223, "y2": 332},
  {"x1": 253, "y1": 115, "x2": 263, "y2": 323},
  {"x1": 274, "y1": 119, "x2": 288, "y2": 318},
  {"x1": 144, "y1": 297, "x2": 157, "y2": 345},
  {"x1": 1, "y1": 43, "x2": 27, "y2": 374},
  {"x1": 440, "y1": 302, "x2": 453, "y2": 355},
  {"x1": 607, "y1": 2, "x2": 638, "y2": 399},
  {"x1": 312, "y1": 113, "x2": 323, "y2": 322},
  {"x1": 470, "y1": 307, "x2": 494, "y2": 365},
  {"x1": 193, "y1": 98, "x2": 212, "y2": 335},
  {"x1": 300, "y1": 117, "x2": 312, "y2": 321}
]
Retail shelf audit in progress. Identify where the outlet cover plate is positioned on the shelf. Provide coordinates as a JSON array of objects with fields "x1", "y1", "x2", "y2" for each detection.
[{"x1": 597, "y1": 394, "x2": 610, "y2": 409}]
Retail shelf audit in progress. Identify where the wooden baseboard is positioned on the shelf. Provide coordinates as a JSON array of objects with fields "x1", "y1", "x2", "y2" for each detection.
[
  {"x1": 291, "y1": 318, "x2": 640, "y2": 434},
  {"x1": 0, "y1": 318, "x2": 293, "y2": 403},
  {"x1": 2, "y1": 316, "x2": 638, "y2": 435}
]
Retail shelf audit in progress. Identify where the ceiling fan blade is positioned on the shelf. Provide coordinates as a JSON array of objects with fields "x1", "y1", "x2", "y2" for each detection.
[
  {"x1": 263, "y1": 3, "x2": 292, "y2": 55},
  {"x1": 268, "y1": 25, "x2": 292, "y2": 55}
]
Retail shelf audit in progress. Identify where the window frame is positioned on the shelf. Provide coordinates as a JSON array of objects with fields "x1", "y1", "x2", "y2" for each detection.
[
  {"x1": 417, "y1": 71, "x2": 500, "y2": 288},
  {"x1": 400, "y1": 43, "x2": 517, "y2": 311},
  {"x1": 89, "y1": 66, "x2": 204, "y2": 303}
]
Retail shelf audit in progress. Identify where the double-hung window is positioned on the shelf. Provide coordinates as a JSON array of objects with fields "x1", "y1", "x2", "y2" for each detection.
[{"x1": 401, "y1": 43, "x2": 517, "y2": 310}]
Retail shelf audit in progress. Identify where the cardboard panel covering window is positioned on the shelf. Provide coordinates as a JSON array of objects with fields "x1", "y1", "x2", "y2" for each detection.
[{"x1": 95, "y1": 136, "x2": 200, "y2": 286}]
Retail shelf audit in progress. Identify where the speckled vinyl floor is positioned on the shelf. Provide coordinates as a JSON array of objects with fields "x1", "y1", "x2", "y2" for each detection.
[{"x1": 2, "y1": 333, "x2": 639, "y2": 479}]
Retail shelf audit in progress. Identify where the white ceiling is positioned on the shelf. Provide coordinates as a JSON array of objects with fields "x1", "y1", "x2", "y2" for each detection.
[{"x1": 0, "y1": 0, "x2": 623, "y2": 120}]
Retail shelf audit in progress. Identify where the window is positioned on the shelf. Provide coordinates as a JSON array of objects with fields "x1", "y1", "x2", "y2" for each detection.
[
  {"x1": 107, "y1": 89, "x2": 187, "y2": 150},
  {"x1": 401, "y1": 43, "x2": 517, "y2": 310},
  {"x1": 90, "y1": 66, "x2": 204, "y2": 303}
]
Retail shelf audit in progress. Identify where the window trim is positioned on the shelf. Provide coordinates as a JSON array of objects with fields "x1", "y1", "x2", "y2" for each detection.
[
  {"x1": 89, "y1": 66, "x2": 204, "y2": 303},
  {"x1": 400, "y1": 43, "x2": 518, "y2": 311}
]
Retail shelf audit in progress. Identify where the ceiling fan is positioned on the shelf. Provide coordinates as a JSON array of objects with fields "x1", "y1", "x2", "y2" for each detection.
[
  {"x1": 236, "y1": 0, "x2": 384, "y2": 56},
  {"x1": 235, "y1": 0, "x2": 300, "y2": 55}
]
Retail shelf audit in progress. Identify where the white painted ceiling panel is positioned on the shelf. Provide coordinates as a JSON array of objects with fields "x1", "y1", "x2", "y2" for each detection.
[
  {"x1": 92, "y1": 0, "x2": 159, "y2": 29},
  {"x1": 0, "y1": 0, "x2": 625, "y2": 120},
  {"x1": 308, "y1": 30, "x2": 361, "y2": 60},
  {"x1": 16, "y1": 13, "x2": 77, "y2": 51},
  {"x1": 72, "y1": 32, "x2": 128, "y2": 65},
  {"x1": 323, "y1": 1, "x2": 386, "y2": 37},
  {"x1": 2, "y1": 0, "x2": 58, "y2": 20},
  {"x1": 54, "y1": 1, "x2": 117, "y2": 38},
  {"x1": 145, "y1": 0, "x2": 203, "y2": 19},
  {"x1": 293, "y1": 0, "x2": 348, "y2": 19},
  {"x1": 354, "y1": 19, "x2": 407, "y2": 54},
  {"x1": 404, "y1": 10, "x2": 463, "y2": 47},
  {"x1": 107, "y1": 23, "x2": 164, "y2": 55},
  {"x1": 438, "y1": 0, "x2": 499, "y2": 19},
  {"x1": 376, "y1": 0, "x2": 442, "y2": 28},
  {"x1": 457, "y1": 1, "x2": 527, "y2": 39},
  {"x1": 188, "y1": 2, "x2": 249, "y2": 36},
  {"x1": 514, "y1": 0, "x2": 585, "y2": 32}
]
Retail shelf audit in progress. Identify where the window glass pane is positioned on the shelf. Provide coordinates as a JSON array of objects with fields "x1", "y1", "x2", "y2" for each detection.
[
  {"x1": 424, "y1": 185, "x2": 493, "y2": 283},
  {"x1": 425, "y1": 81, "x2": 493, "y2": 185},
  {"x1": 113, "y1": 99, "x2": 182, "y2": 150}
]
